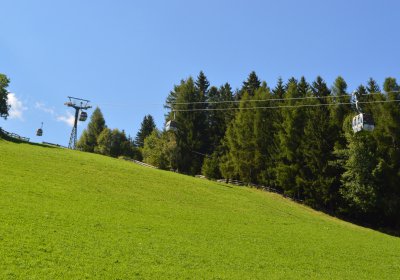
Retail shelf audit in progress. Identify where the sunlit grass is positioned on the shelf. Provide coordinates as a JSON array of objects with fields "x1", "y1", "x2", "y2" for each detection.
[{"x1": 1, "y1": 139, "x2": 399, "y2": 279}]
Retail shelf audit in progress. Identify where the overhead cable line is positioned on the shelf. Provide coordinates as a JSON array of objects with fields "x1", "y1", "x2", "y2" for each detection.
[
  {"x1": 169, "y1": 91, "x2": 400, "y2": 106},
  {"x1": 171, "y1": 99, "x2": 400, "y2": 112}
]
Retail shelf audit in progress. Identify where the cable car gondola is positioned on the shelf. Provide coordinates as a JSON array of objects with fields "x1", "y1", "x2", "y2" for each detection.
[
  {"x1": 351, "y1": 91, "x2": 375, "y2": 133},
  {"x1": 79, "y1": 111, "x2": 88, "y2": 122},
  {"x1": 165, "y1": 120, "x2": 178, "y2": 132},
  {"x1": 352, "y1": 113, "x2": 374, "y2": 133},
  {"x1": 165, "y1": 111, "x2": 178, "y2": 132},
  {"x1": 36, "y1": 122, "x2": 43, "y2": 136}
]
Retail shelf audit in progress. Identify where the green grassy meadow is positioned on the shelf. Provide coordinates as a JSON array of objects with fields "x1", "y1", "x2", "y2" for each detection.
[{"x1": 1, "y1": 139, "x2": 400, "y2": 279}]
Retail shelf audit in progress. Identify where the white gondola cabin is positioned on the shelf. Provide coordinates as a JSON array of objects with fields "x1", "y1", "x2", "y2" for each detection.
[
  {"x1": 165, "y1": 120, "x2": 178, "y2": 132},
  {"x1": 79, "y1": 111, "x2": 88, "y2": 121},
  {"x1": 352, "y1": 113, "x2": 374, "y2": 133}
]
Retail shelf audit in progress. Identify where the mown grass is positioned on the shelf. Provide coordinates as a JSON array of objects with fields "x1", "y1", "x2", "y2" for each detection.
[{"x1": 1, "y1": 139, "x2": 400, "y2": 279}]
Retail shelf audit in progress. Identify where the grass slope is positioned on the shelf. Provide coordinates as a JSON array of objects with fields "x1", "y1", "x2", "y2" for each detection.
[{"x1": 1, "y1": 139, "x2": 400, "y2": 279}]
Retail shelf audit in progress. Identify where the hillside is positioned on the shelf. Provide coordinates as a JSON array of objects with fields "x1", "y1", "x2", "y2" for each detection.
[{"x1": 0, "y1": 139, "x2": 399, "y2": 279}]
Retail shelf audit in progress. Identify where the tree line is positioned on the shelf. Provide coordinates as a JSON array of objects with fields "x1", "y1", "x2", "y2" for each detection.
[{"x1": 143, "y1": 71, "x2": 400, "y2": 231}]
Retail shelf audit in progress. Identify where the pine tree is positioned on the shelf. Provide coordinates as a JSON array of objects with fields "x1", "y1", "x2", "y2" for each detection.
[
  {"x1": 223, "y1": 87, "x2": 277, "y2": 185},
  {"x1": 194, "y1": 71, "x2": 210, "y2": 152},
  {"x1": 272, "y1": 77, "x2": 285, "y2": 98},
  {"x1": 206, "y1": 83, "x2": 234, "y2": 151},
  {"x1": 167, "y1": 77, "x2": 208, "y2": 174},
  {"x1": 297, "y1": 76, "x2": 310, "y2": 97},
  {"x1": 224, "y1": 92, "x2": 256, "y2": 183},
  {"x1": 366, "y1": 78, "x2": 380, "y2": 94},
  {"x1": 239, "y1": 71, "x2": 261, "y2": 98},
  {"x1": 286, "y1": 77, "x2": 298, "y2": 89},
  {"x1": 300, "y1": 77, "x2": 337, "y2": 209},
  {"x1": 341, "y1": 129, "x2": 379, "y2": 214},
  {"x1": 195, "y1": 71, "x2": 210, "y2": 99},
  {"x1": 374, "y1": 77, "x2": 400, "y2": 227},
  {"x1": 0, "y1": 74, "x2": 10, "y2": 119},
  {"x1": 275, "y1": 81, "x2": 308, "y2": 198},
  {"x1": 383, "y1": 77, "x2": 399, "y2": 92},
  {"x1": 135, "y1": 115, "x2": 156, "y2": 147},
  {"x1": 252, "y1": 87, "x2": 278, "y2": 186},
  {"x1": 77, "y1": 107, "x2": 106, "y2": 152},
  {"x1": 330, "y1": 76, "x2": 352, "y2": 148},
  {"x1": 202, "y1": 152, "x2": 222, "y2": 179}
]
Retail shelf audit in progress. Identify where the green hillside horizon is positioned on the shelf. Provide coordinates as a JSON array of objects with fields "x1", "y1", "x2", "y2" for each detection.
[{"x1": 1, "y1": 139, "x2": 399, "y2": 279}]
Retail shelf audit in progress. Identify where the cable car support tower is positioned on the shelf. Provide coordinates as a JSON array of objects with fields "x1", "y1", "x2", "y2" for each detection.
[{"x1": 64, "y1": 96, "x2": 92, "y2": 149}]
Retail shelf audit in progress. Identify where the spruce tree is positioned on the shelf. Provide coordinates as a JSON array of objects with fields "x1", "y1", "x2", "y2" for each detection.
[
  {"x1": 300, "y1": 77, "x2": 337, "y2": 209},
  {"x1": 239, "y1": 71, "x2": 261, "y2": 98},
  {"x1": 223, "y1": 87, "x2": 277, "y2": 185},
  {"x1": 297, "y1": 76, "x2": 310, "y2": 97},
  {"x1": 167, "y1": 77, "x2": 208, "y2": 175},
  {"x1": 77, "y1": 107, "x2": 106, "y2": 152},
  {"x1": 275, "y1": 81, "x2": 308, "y2": 198},
  {"x1": 253, "y1": 87, "x2": 278, "y2": 186},
  {"x1": 272, "y1": 77, "x2": 285, "y2": 98},
  {"x1": 206, "y1": 84, "x2": 234, "y2": 151},
  {"x1": 374, "y1": 77, "x2": 400, "y2": 227},
  {"x1": 366, "y1": 78, "x2": 380, "y2": 94},
  {"x1": 135, "y1": 115, "x2": 156, "y2": 147},
  {"x1": 195, "y1": 71, "x2": 210, "y2": 99},
  {"x1": 224, "y1": 92, "x2": 256, "y2": 183},
  {"x1": 330, "y1": 76, "x2": 351, "y2": 148},
  {"x1": 341, "y1": 128, "x2": 379, "y2": 215}
]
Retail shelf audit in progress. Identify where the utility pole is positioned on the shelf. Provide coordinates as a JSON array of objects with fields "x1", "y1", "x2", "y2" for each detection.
[{"x1": 64, "y1": 96, "x2": 92, "y2": 149}]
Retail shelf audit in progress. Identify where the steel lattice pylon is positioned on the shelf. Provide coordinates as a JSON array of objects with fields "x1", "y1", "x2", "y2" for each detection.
[{"x1": 64, "y1": 97, "x2": 92, "y2": 149}]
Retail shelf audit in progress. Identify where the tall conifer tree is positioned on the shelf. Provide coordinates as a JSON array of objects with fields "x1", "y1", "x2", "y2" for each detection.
[
  {"x1": 77, "y1": 107, "x2": 106, "y2": 152},
  {"x1": 135, "y1": 115, "x2": 156, "y2": 147}
]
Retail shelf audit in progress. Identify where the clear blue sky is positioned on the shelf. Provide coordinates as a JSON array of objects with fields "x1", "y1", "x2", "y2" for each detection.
[{"x1": 1, "y1": 0, "x2": 399, "y2": 146}]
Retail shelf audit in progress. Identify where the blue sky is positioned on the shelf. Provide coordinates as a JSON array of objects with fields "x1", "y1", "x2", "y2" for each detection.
[{"x1": 1, "y1": 0, "x2": 399, "y2": 146}]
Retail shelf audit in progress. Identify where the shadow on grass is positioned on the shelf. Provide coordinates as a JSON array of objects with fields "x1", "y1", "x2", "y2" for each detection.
[{"x1": 0, "y1": 135, "x2": 58, "y2": 149}]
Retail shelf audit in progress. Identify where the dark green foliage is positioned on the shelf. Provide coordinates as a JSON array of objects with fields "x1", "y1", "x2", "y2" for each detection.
[
  {"x1": 239, "y1": 71, "x2": 261, "y2": 99},
  {"x1": 195, "y1": 71, "x2": 210, "y2": 98},
  {"x1": 224, "y1": 87, "x2": 277, "y2": 185},
  {"x1": 297, "y1": 76, "x2": 310, "y2": 97},
  {"x1": 275, "y1": 82, "x2": 307, "y2": 198},
  {"x1": 383, "y1": 77, "x2": 399, "y2": 94},
  {"x1": 224, "y1": 92, "x2": 257, "y2": 183},
  {"x1": 207, "y1": 84, "x2": 234, "y2": 150},
  {"x1": 135, "y1": 115, "x2": 156, "y2": 147},
  {"x1": 299, "y1": 77, "x2": 338, "y2": 209},
  {"x1": 165, "y1": 77, "x2": 208, "y2": 174},
  {"x1": 272, "y1": 77, "x2": 285, "y2": 98},
  {"x1": 77, "y1": 107, "x2": 106, "y2": 152},
  {"x1": 331, "y1": 76, "x2": 352, "y2": 148},
  {"x1": 367, "y1": 78, "x2": 380, "y2": 94},
  {"x1": 164, "y1": 73, "x2": 400, "y2": 230},
  {"x1": 201, "y1": 151, "x2": 222, "y2": 179},
  {"x1": 0, "y1": 74, "x2": 10, "y2": 119},
  {"x1": 341, "y1": 129, "x2": 379, "y2": 214}
]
